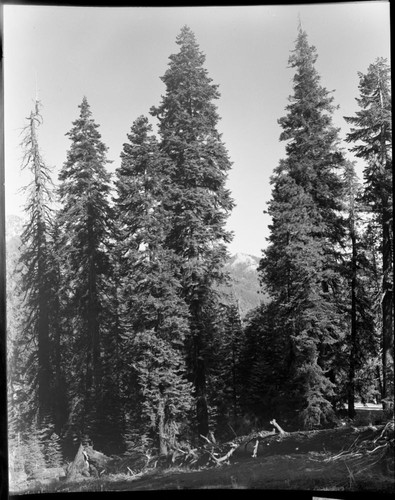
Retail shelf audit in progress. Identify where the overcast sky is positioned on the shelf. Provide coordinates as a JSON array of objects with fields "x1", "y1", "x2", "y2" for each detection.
[{"x1": 4, "y1": 2, "x2": 391, "y2": 256}]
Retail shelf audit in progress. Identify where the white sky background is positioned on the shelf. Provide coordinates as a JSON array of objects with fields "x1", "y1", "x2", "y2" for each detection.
[{"x1": 4, "y1": 3, "x2": 391, "y2": 256}]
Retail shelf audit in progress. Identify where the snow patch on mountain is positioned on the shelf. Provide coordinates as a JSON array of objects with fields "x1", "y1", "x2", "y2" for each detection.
[{"x1": 228, "y1": 252, "x2": 259, "y2": 272}]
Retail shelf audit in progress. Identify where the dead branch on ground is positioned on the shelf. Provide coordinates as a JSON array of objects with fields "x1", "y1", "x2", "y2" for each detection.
[{"x1": 270, "y1": 419, "x2": 287, "y2": 435}]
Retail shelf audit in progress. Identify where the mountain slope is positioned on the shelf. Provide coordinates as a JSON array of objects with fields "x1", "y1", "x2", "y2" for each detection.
[{"x1": 221, "y1": 253, "x2": 267, "y2": 318}]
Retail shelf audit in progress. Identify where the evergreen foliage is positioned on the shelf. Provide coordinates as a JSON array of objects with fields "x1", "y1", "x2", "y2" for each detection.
[
  {"x1": 344, "y1": 58, "x2": 393, "y2": 407},
  {"x1": 208, "y1": 302, "x2": 244, "y2": 436},
  {"x1": 18, "y1": 100, "x2": 56, "y2": 425},
  {"x1": 5, "y1": 217, "x2": 25, "y2": 375},
  {"x1": 334, "y1": 161, "x2": 379, "y2": 416},
  {"x1": 25, "y1": 428, "x2": 47, "y2": 477},
  {"x1": 8, "y1": 432, "x2": 28, "y2": 484},
  {"x1": 45, "y1": 432, "x2": 64, "y2": 468},
  {"x1": 46, "y1": 220, "x2": 69, "y2": 436},
  {"x1": 7, "y1": 25, "x2": 392, "y2": 473},
  {"x1": 99, "y1": 282, "x2": 125, "y2": 455},
  {"x1": 56, "y1": 97, "x2": 113, "y2": 448},
  {"x1": 114, "y1": 115, "x2": 193, "y2": 455},
  {"x1": 258, "y1": 25, "x2": 346, "y2": 428},
  {"x1": 151, "y1": 25, "x2": 234, "y2": 436}
]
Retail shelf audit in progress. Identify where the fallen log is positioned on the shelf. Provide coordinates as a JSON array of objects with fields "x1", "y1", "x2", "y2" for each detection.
[
  {"x1": 233, "y1": 424, "x2": 387, "y2": 459},
  {"x1": 238, "y1": 428, "x2": 276, "y2": 453}
]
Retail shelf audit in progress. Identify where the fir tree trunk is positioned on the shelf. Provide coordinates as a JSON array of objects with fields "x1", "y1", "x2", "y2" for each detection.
[
  {"x1": 194, "y1": 336, "x2": 209, "y2": 436},
  {"x1": 376, "y1": 365, "x2": 383, "y2": 400},
  {"x1": 192, "y1": 301, "x2": 209, "y2": 437},
  {"x1": 232, "y1": 340, "x2": 238, "y2": 421},
  {"x1": 38, "y1": 277, "x2": 51, "y2": 421},
  {"x1": 382, "y1": 195, "x2": 393, "y2": 407},
  {"x1": 32, "y1": 113, "x2": 52, "y2": 423},
  {"x1": 87, "y1": 205, "x2": 102, "y2": 418},
  {"x1": 348, "y1": 223, "x2": 357, "y2": 419},
  {"x1": 53, "y1": 317, "x2": 66, "y2": 434},
  {"x1": 157, "y1": 397, "x2": 168, "y2": 457},
  {"x1": 195, "y1": 352, "x2": 209, "y2": 437},
  {"x1": 89, "y1": 288, "x2": 101, "y2": 402}
]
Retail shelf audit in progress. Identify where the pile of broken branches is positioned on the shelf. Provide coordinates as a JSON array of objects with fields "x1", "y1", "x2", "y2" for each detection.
[
  {"x1": 64, "y1": 419, "x2": 292, "y2": 479},
  {"x1": 184, "y1": 418, "x2": 287, "y2": 467},
  {"x1": 321, "y1": 419, "x2": 394, "y2": 476}
]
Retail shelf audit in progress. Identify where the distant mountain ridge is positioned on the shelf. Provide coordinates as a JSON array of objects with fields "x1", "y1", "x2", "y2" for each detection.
[
  {"x1": 222, "y1": 252, "x2": 267, "y2": 318},
  {"x1": 5, "y1": 215, "x2": 266, "y2": 318}
]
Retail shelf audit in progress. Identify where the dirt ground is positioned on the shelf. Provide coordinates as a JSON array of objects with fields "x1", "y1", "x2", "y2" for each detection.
[{"x1": 10, "y1": 409, "x2": 394, "y2": 496}]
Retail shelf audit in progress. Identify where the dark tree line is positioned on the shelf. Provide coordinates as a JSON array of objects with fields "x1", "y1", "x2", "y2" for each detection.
[{"x1": 7, "y1": 25, "x2": 393, "y2": 475}]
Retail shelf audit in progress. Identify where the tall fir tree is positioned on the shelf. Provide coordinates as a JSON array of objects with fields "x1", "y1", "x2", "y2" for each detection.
[
  {"x1": 150, "y1": 26, "x2": 234, "y2": 436},
  {"x1": 339, "y1": 161, "x2": 377, "y2": 416},
  {"x1": 18, "y1": 100, "x2": 56, "y2": 426},
  {"x1": 99, "y1": 267, "x2": 125, "y2": 455},
  {"x1": 344, "y1": 58, "x2": 393, "y2": 409},
  {"x1": 57, "y1": 97, "x2": 113, "y2": 448},
  {"x1": 47, "y1": 220, "x2": 69, "y2": 436},
  {"x1": 208, "y1": 301, "x2": 244, "y2": 436},
  {"x1": 258, "y1": 25, "x2": 346, "y2": 428},
  {"x1": 114, "y1": 116, "x2": 193, "y2": 455},
  {"x1": 239, "y1": 301, "x2": 295, "y2": 423},
  {"x1": 6, "y1": 216, "x2": 29, "y2": 453}
]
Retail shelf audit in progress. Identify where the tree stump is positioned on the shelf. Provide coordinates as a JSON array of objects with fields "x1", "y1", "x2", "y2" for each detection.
[
  {"x1": 66, "y1": 443, "x2": 110, "y2": 481},
  {"x1": 66, "y1": 443, "x2": 89, "y2": 481}
]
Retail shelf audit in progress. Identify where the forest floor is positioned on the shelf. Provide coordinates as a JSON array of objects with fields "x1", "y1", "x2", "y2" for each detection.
[{"x1": 10, "y1": 406, "x2": 394, "y2": 496}]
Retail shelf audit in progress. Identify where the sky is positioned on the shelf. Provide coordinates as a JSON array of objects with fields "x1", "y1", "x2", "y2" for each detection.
[{"x1": 3, "y1": 2, "x2": 391, "y2": 257}]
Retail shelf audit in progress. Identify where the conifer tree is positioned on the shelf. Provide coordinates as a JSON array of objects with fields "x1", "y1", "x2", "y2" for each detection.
[
  {"x1": 46, "y1": 220, "x2": 68, "y2": 436},
  {"x1": 45, "y1": 432, "x2": 63, "y2": 467},
  {"x1": 208, "y1": 302, "x2": 243, "y2": 434},
  {"x1": 151, "y1": 26, "x2": 234, "y2": 436},
  {"x1": 339, "y1": 161, "x2": 377, "y2": 416},
  {"x1": 6, "y1": 217, "x2": 30, "y2": 458},
  {"x1": 99, "y1": 277, "x2": 125, "y2": 454},
  {"x1": 24, "y1": 425, "x2": 47, "y2": 477},
  {"x1": 222, "y1": 303, "x2": 243, "y2": 422},
  {"x1": 114, "y1": 116, "x2": 193, "y2": 455},
  {"x1": 18, "y1": 100, "x2": 56, "y2": 425},
  {"x1": 57, "y1": 97, "x2": 113, "y2": 447},
  {"x1": 238, "y1": 301, "x2": 295, "y2": 421},
  {"x1": 259, "y1": 25, "x2": 345, "y2": 428},
  {"x1": 344, "y1": 58, "x2": 393, "y2": 408},
  {"x1": 342, "y1": 161, "x2": 360, "y2": 417},
  {"x1": 236, "y1": 305, "x2": 265, "y2": 417}
]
